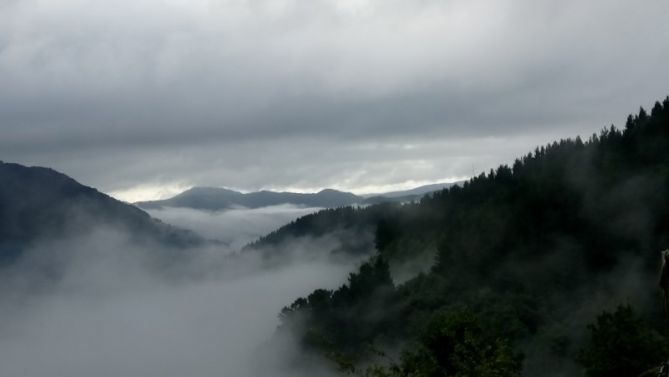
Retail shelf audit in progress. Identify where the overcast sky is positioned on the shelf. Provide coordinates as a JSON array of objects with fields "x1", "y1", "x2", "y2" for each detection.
[{"x1": 2, "y1": 0, "x2": 669, "y2": 201}]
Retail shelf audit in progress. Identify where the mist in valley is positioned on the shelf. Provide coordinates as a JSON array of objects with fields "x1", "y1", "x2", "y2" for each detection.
[
  {"x1": 3, "y1": 0, "x2": 669, "y2": 375},
  {"x1": 146, "y1": 204, "x2": 324, "y2": 251},
  {"x1": 0, "y1": 207, "x2": 359, "y2": 377}
]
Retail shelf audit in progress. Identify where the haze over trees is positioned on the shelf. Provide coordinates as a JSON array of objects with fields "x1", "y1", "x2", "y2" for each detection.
[
  {"x1": 2, "y1": 0, "x2": 669, "y2": 376},
  {"x1": 3, "y1": 98, "x2": 669, "y2": 376},
  {"x1": 274, "y1": 97, "x2": 669, "y2": 377}
]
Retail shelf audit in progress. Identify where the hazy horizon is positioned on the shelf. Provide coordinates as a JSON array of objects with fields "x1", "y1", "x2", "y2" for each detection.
[
  {"x1": 3, "y1": 0, "x2": 668, "y2": 203},
  {"x1": 109, "y1": 177, "x2": 466, "y2": 203},
  {"x1": 2, "y1": 1, "x2": 669, "y2": 376}
]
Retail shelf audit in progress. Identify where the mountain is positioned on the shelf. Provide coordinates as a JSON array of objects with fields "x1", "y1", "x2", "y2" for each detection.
[
  {"x1": 0, "y1": 162, "x2": 204, "y2": 264},
  {"x1": 135, "y1": 187, "x2": 363, "y2": 210},
  {"x1": 272, "y1": 97, "x2": 669, "y2": 377},
  {"x1": 136, "y1": 183, "x2": 462, "y2": 211}
]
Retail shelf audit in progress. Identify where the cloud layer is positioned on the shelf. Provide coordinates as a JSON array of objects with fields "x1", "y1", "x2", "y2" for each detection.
[{"x1": 2, "y1": 0, "x2": 669, "y2": 198}]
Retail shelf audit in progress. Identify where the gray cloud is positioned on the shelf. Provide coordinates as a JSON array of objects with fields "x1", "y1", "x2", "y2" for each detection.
[{"x1": 1, "y1": 0, "x2": 668, "y2": 197}]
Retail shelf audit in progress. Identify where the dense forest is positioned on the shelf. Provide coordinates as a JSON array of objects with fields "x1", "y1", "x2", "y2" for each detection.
[{"x1": 269, "y1": 97, "x2": 669, "y2": 376}]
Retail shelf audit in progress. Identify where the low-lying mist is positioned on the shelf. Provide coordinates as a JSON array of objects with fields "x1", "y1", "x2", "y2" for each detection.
[
  {"x1": 0, "y1": 209, "x2": 358, "y2": 377},
  {"x1": 146, "y1": 204, "x2": 323, "y2": 251}
]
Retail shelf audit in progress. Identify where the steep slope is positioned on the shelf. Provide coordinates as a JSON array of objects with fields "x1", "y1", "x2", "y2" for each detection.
[
  {"x1": 135, "y1": 187, "x2": 362, "y2": 211},
  {"x1": 363, "y1": 181, "x2": 461, "y2": 200},
  {"x1": 0, "y1": 162, "x2": 204, "y2": 263},
  {"x1": 274, "y1": 97, "x2": 669, "y2": 376}
]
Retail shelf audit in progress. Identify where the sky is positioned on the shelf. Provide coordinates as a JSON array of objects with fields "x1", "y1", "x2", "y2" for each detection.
[{"x1": 2, "y1": 0, "x2": 669, "y2": 202}]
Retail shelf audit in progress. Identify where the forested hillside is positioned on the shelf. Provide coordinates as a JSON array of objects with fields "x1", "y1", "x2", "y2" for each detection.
[
  {"x1": 274, "y1": 97, "x2": 669, "y2": 377},
  {"x1": 0, "y1": 162, "x2": 205, "y2": 265}
]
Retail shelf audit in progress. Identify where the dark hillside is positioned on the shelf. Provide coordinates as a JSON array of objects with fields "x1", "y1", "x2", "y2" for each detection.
[
  {"x1": 276, "y1": 97, "x2": 669, "y2": 377},
  {"x1": 0, "y1": 162, "x2": 204, "y2": 264}
]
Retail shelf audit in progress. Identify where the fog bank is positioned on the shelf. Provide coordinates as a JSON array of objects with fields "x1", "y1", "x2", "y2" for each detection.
[
  {"x1": 146, "y1": 204, "x2": 323, "y2": 251},
  {"x1": 0, "y1": 225, "x2": 356, "y2": 377}
]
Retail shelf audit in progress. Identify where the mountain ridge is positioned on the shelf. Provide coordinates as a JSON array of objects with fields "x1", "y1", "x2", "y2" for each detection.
[
  {"x1": 0, "y1": 161, "x2": 205, "y2": 264},
  {"x1": 135, "y1": 186, "x2": 361, "y2": 210},
  {"x1": 134, "y1": 182, "x2": 460, "y2": 211}
]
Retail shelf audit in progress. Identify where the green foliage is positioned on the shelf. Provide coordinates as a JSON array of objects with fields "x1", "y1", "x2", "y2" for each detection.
[
  {"x1": 578, "y1": 304, "x2": 669, "y2": 377},
  {"x1": 360, "y1": 311, "x2": 522, "y2": 377},
  {"x1": 375, "y1": 218, "x2": 401, "y2": 251},
  {"x1": 416, "y1": 311, "x2": 522, "y2": 377},
  {"x1": 279, "y1": 257, "x2": 398, "y2": 364}
]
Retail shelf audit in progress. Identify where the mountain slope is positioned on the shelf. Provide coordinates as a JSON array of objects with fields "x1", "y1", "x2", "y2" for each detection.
[
  {"x1": 363, "y1": 181, "x2": 461, "y2": 199},
  {"x1": 135, "y1": 187, "x2": 362, "y2": 211},
  {"x1": 0, "y1": 162, "x2": 204, "y2": 263},
  {"x1": 274, "y1": 97, "x2": 669, "y2": 376}
]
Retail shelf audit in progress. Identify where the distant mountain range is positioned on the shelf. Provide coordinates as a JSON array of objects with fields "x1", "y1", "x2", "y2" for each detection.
[
  {"x1": 0, "y1": 160, "x2": 459, "y2": 266},
  {"x1": 134, "y1": 182, "x2": 461, "y2": 211},
  {"x1": 135, "y1": 187, "x2": 361, "y2": 211},
  {"x1": 0, "y1": 161, "x2": 204, "y2": 264}
]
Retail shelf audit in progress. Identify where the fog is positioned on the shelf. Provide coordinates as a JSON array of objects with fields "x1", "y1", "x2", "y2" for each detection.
[
  {"x1": 146, "y1": 204, "x2": 323, "y2": 250},
  {"x1": 0, "y1": 212, "x2": 359, "y2": 377}
]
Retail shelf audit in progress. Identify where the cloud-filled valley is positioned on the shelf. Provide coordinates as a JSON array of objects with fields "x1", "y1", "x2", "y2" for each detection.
[
  {"x1": 0, "y1": 164, "x2": 369, "y2": 377},
  {"x1": 3, "y1": 1, "x2": 669, "y2": 376},
  {"x1": 0, "y1": 220, "x2": 360, "y2": 377},
  {"x1": 146, "y1": 204, "x2": 324, "y2": 250}
]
